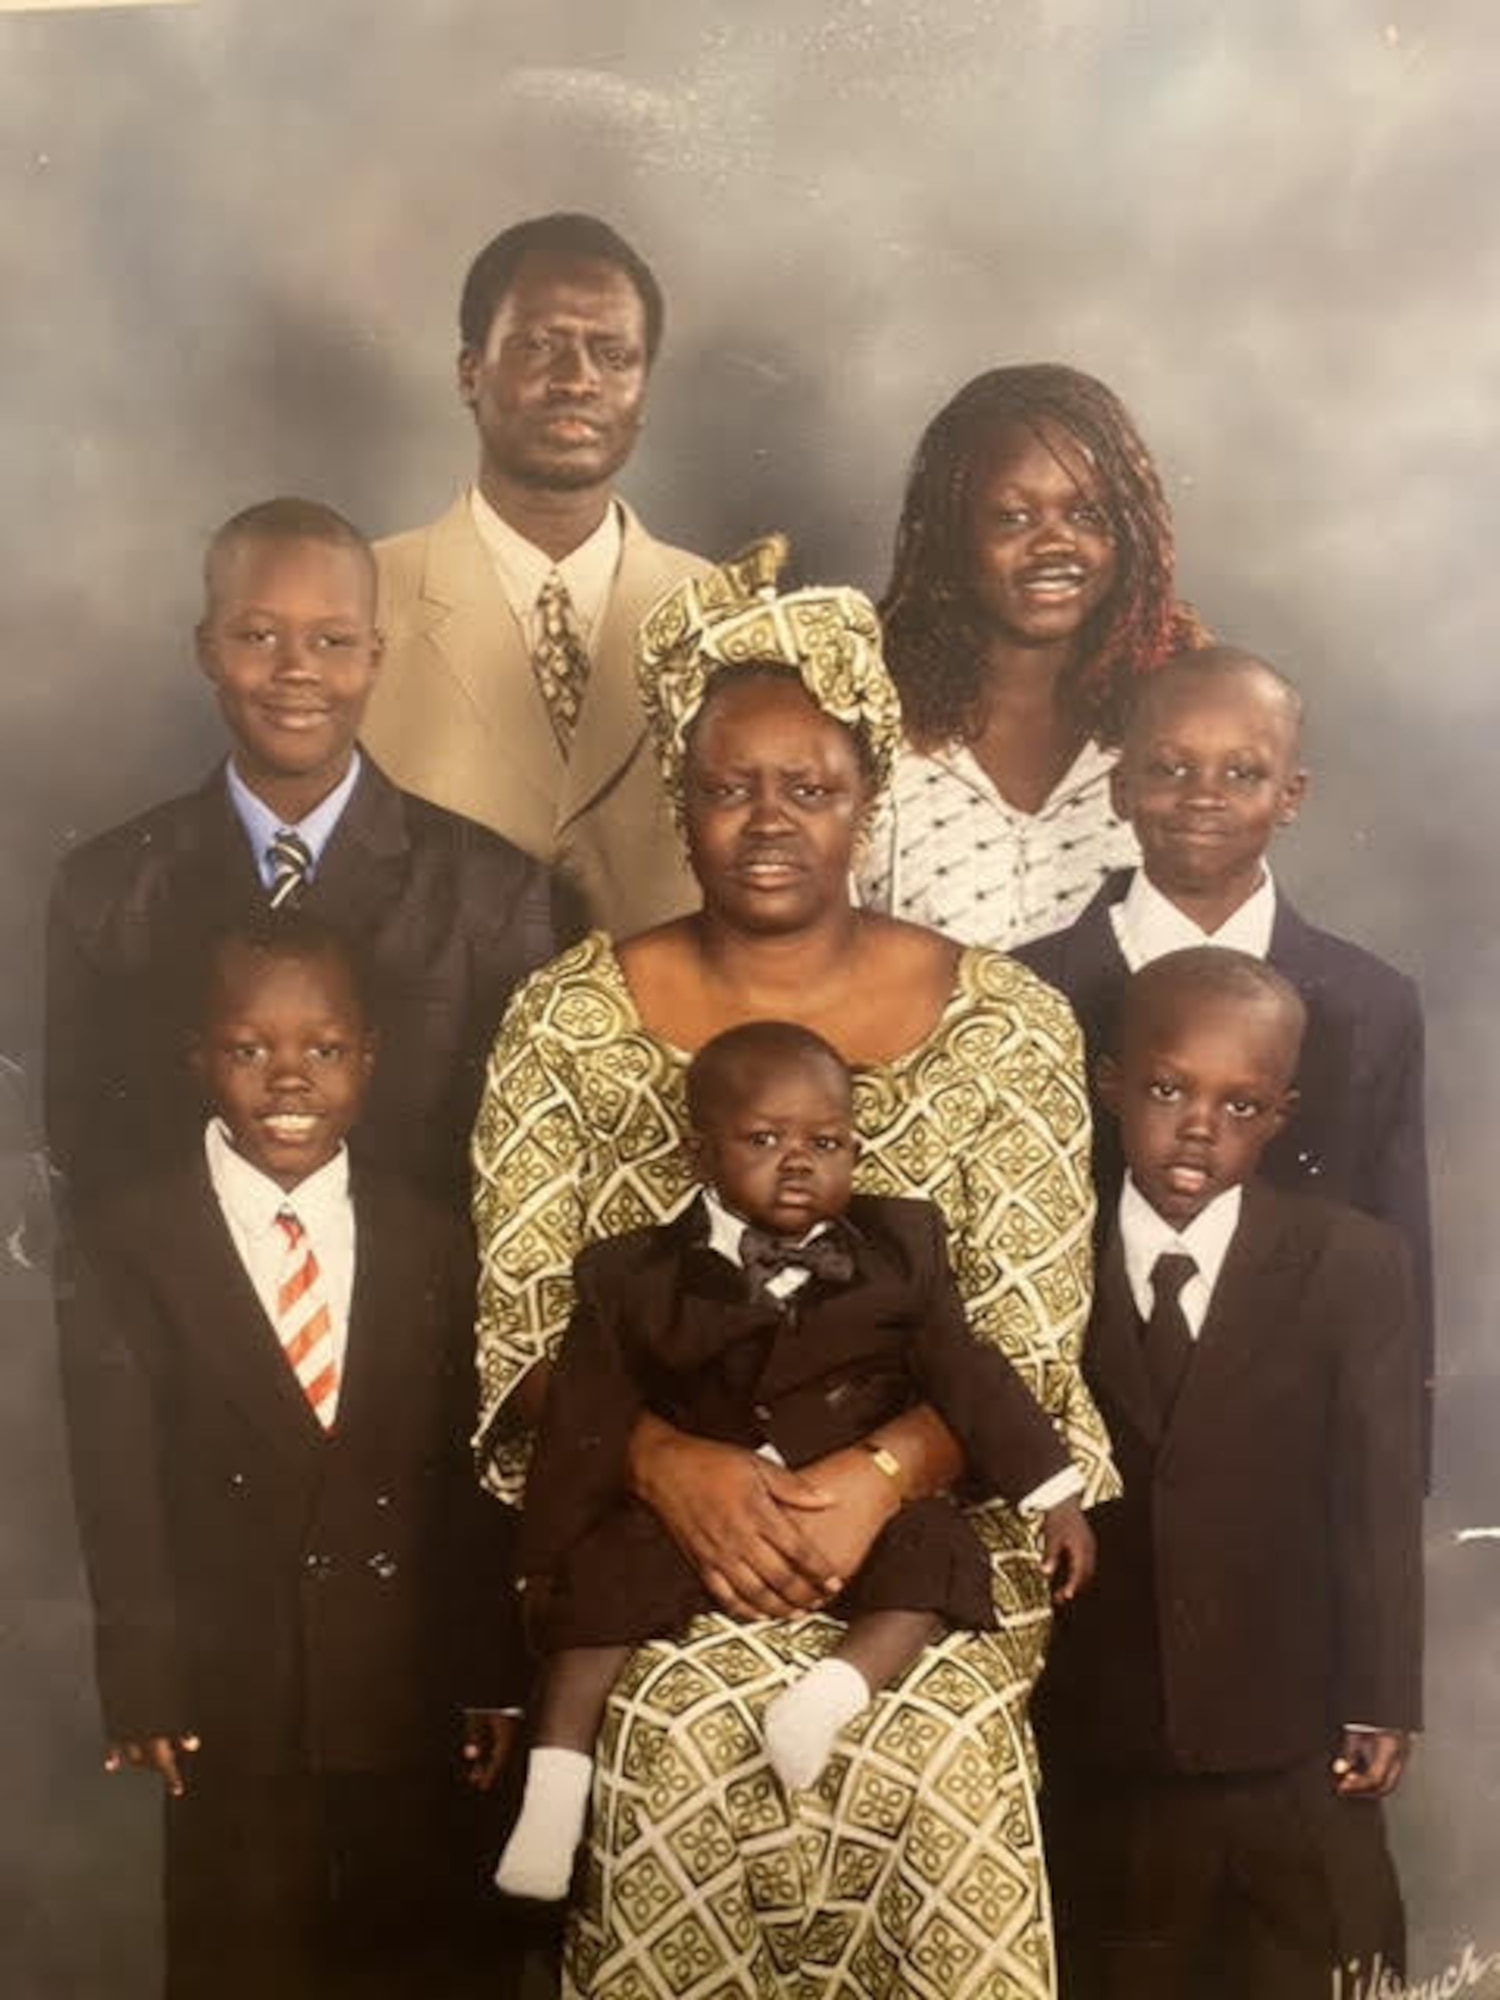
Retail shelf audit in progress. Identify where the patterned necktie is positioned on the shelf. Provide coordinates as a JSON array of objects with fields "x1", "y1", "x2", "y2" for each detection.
[
  {"x1": 274, "y1": 1209, "x2": 339, "y2": 1427},
  {"x1": 266, "y1": 828, "x2": 312, "y2": 911},
  {"x1": 740, "y1": 1224, "x2": 856, "y2": 1304},
  {"x1": 531, "y1": 572, "x2": 592, "y2": 754},
  {"x1": 1141, "y1": 1250, "x2": 1198, "y2": 1420}
]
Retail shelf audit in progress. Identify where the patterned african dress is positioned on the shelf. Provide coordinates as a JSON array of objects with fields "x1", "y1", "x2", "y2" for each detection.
[
  {"x1": 473, "y1": 933, "x2": 1119, "y2": 2000},
  {"x1": 856, "y1": 739, "x2": 1140, "y2": 952}
]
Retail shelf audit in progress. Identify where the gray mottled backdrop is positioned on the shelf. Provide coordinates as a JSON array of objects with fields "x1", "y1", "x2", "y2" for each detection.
[{"x1": 3, "y1": 2, "x2": 1496, "y2": 1992}]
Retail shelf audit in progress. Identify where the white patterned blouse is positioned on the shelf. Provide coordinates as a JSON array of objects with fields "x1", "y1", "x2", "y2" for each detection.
[{"x1": 856, "y1": 736, "x2": 1140, "y2": 951}]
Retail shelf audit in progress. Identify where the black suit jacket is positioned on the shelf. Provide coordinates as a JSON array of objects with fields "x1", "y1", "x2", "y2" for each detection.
[
  {"x1": 1046, "y1": 1185, "x2": 1422, "y2": 1776},
  {"x1": 45, "y1": 754, "x2": 555, "y2": 1204},
  {"x1": 519, "y1": 1192, "x2": 1071, "y2": 1580},
  {"x1": 1016, "y1": 870, "x2": 1434, "y2": 1470},
  {"x1": 60, "y1": 1158, "x2": 522, "y2": 1775}
]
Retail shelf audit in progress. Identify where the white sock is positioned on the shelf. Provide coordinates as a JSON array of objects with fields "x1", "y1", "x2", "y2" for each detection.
[
  {"x1": 493, "y1": 1746, "x2": 595, "y2": 1901},
  {"x1": 764, "y1": 1657, "x2": 871, "y2": 1792}
]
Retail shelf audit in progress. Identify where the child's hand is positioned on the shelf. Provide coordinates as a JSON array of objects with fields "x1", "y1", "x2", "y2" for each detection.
[
  {"x1": 1331, "y1": 1728, "x2": 1409, "y2": 1798},
  {"x1": 1040, "y1": 1497, "x2": 1096, "y2": 1604},
  {"x1": 462, "y1": 1709, "x2": 521, "y2": 1791},
  {"x1": 104, "y1": 1733, "x2": 200, "y2": 1798}
]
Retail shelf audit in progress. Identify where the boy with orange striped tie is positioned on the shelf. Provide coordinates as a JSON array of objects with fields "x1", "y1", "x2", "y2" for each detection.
[{"x1": 59, "y1": 910, "x2": 524, "y2": 1999}]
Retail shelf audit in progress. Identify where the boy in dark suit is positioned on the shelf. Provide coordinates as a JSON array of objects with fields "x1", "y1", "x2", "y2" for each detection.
[
  {"x1": 45, "y1": 497, "x2": 555, "y2": 1208},
  {"x1": 60, "y1": 912, "x2": 524, "y2": 1998},
  {"x1": 1041, "y1": 948, "x2": 1422, "y2": 2000},
  {"x1": 1015, "y1": 645, "x2": 1434, "y2": 1474},
  {"x1": 494, "y1": 1020, "x2": 1095, "y2": 1899}
]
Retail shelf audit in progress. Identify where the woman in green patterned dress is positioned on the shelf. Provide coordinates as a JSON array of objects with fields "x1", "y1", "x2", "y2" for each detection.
[{"x1": 472, "y1": 538, "x2": 1117, "y2": 2000}]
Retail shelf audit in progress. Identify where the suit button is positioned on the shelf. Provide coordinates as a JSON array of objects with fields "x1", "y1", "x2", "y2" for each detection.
[
  {"x1": 303, "y1": 1551, "x2": 332, "y2": 1579},
  {"x1": 228, "y1": 1472, "x2": 248, "y2": 1494},
  {"x1": 753, "y1": 1403, "x2": 772, "y2": 1424},
  {"x1": 367, "y1": 1552, "x2": 398, "y2": 1581},
  {"x1": 374, "y1": 1493, "x2": 391, "y2": 1510}
]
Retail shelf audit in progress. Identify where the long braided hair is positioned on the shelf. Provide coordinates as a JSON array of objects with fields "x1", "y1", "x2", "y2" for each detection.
[{"x1": 881, "y1": 365, "x2": 1208, "y2": 749}]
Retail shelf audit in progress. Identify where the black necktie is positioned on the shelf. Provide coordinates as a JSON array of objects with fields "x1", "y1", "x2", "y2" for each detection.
[
  {"x1": 739, "y1": 1224, "x2": 856, "y2": 1303},
  {"x1": 1142, "y1": 1250, "x2": 1198, "y2": 1419},
  {"x1": 267, "y1": 828, "x2": 312, "y2": 910}
]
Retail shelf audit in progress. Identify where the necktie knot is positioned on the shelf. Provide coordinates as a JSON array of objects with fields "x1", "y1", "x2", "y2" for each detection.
[
  {"x1": 740, "y1": 1223, "x2": 856, "y2": 1301},
  {"x1": 1150, "y1": 1250, "x2": 1197, "y2": 1311},
  {"x1": 267, "y1": 828, "x2": 312, "y2": 910}
]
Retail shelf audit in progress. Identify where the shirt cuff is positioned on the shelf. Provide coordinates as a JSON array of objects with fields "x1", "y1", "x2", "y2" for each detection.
[{"x1": 1018, "y1": 1464, "x2": 1086, "y2": 1516}]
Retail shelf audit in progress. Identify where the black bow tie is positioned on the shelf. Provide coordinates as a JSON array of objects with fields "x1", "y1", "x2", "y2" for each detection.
[{"x1": 739, "y1": 1223, "x2": 856, "y2": 1300}]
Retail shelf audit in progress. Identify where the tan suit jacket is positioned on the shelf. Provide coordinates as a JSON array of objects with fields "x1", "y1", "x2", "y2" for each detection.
[{"x1": 361, "y1": 493, "x2": 707, "y2": 940}]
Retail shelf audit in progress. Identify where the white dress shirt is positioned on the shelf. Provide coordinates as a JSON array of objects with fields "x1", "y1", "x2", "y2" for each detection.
[
  {"x1": 204, "y1": 1119, "x2": 356, "y2": 1395},
  {"x1": 1109, "y1": 865, "x2": 1276, "y2": 974},
  {"x1": 856, "y1": 736, "x2": 1139, "y2": 951},
  {"x1": 702, "y1": 1187, "x2": 1082, "y2": 1514},
  {"x1": 1118, "y1": 1173, "x2": 1242, "y2": 1338},
  {"x1": 469, "y1": 486, "x2": 623, "y2": 650},
  {"x1": 226, "y1": 750, "x2": 362, "y2": 891}
]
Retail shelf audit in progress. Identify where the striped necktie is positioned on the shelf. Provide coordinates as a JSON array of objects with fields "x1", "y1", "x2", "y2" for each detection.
[
  {"x1": 267, "y1": 828, "x2": 312, "y2": 910},
  {"x1": 274, "y1": 1208, "x2": 339, "y2": 1427},
  {"x1": 531, "y1": 572, "x2": 591, "y2": 753}
]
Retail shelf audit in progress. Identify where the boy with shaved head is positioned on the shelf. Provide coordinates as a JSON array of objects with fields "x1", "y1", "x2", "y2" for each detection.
[
  {"x1": 1040, "y1": 948, "x2": 1422, "y2": 2000},
  {"x1": 1017, "y1": 644, "x2": 1434, "y2": 1472},
  {"x1": 46, "y1": 498, "x2": 555, "y2": 1206}
]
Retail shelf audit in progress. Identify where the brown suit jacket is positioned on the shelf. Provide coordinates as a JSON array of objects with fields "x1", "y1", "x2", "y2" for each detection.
[
  {"x1": 361, "y1": 494, "x2": 707, "y2": 940},
  {"x1": 1045, "y1": 1184, "x2": 1423, "y2": 1776},
  {"x1": 60, "y1": 1159, "x2": 523, "y2": 1775}
]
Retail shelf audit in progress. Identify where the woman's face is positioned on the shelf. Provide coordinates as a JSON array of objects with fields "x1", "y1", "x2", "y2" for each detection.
[
  {"x1": 684, "y1": 674, "x2": 870, "y2": 934},
  {"x1": 966, "y1": 418, "x2": 1119, "y2": 649}
]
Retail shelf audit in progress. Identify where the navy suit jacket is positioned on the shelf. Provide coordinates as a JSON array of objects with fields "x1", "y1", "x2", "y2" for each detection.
[
  {"x1": 1044, "y1": 1184, "x2": 1423, "y2": 1776},
  {"x1": 45, "y1": 754, "x2": 555, "y2": 1204},
  {"x1": 1016, "y1": 870, "x2": 1433, "y2": 1473},
  {"x1": 60, "y1": 1158, "x2": 523, "y2": 1775}
]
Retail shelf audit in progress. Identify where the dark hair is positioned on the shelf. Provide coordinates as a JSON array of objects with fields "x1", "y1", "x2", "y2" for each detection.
[
  {"x1": 1115, "y1": 947, "x2": 1306, "y2": 1067},
  {"x1": 686, "y1": 1021, "x2": 850, "y2": 1131},
  {"x1": 197, "y1": 908, "x2": 375, "y2": 1031},
  {"x1": 458, "y1": 212, "x2": 664, "y2": 362},
  {"x1": 1124, "y1": 644, "x2": 1305, "y2": 747},
  {"x1": 203, "y1": 497, "x2": 374, "y2": 605},
  {"x1": 881, "y1": 364, "x2": 1209, "y2": 747},
  {"x1": 686, "y1": 662, "x2": 883, "y2": 797}
]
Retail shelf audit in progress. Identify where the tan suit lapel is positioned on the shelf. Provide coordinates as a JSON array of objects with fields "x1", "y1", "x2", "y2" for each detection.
[
  {"x1": 559, "y1": 502, "x2": 680, "y2": 832},
  {"x1": 414, "y1": 497, "x2": 562, "y2": 850}
]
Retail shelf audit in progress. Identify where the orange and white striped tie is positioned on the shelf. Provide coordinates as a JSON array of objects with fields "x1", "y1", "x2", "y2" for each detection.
[{"x1": 274, "y1": 1209, "x2": 339, "y2": 1428}]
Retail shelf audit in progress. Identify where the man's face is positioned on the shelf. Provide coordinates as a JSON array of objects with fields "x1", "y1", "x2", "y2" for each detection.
[
  {"x1": 196, "y1": 537, "x2": 380, "y2": 796},
  {"x1": 458, "y1": 250, "x2": 649, "y2": 494}
]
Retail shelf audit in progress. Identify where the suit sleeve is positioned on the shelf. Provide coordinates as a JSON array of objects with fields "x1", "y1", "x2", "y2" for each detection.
[
  {"x1": 906, "y1": 1208, "x2": 1072, "y2": 1504},
  {"x1": 1362, "y1": 983, "x2": 1434, "y2": 1481},
  {"x1": 454, "y1": 841, "x2": 557, "y2": 1162},
  {"x1": 434, "y1": 1220, "x2": 528, "y2": 1709},
  {"x1": 1328, "y1": 1222, "x2": 1424, "y2": 1732},
  {"x1": 514, "y1": 1254, "x2": 646, "y2": 1582},
  {"x1": 57, "y1": 1211, "x2": 187, "y2": 1741}
]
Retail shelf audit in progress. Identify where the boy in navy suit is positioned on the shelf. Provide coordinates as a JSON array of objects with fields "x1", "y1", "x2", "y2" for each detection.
[
  {"x1": 45, "y1": 498, "x2": 554, "y2": 1209},
  {"x1": 494, "y1": 1021, "x2": 1095, "y2": 1899},
  {"x1": 1040, "y1": 948, "x2": 1422, "y2": 2000},
  {"x1": 60, "y1": 912, "x2": 524, "y2": 1998},
  {"x1": 1017, "y1": 645, "x2": 1433, "y2": 1474}
]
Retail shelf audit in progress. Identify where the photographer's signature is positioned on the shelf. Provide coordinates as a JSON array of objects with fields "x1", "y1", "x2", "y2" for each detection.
[{"x1": 1335, "y1": 1941, "x2": 1500, "y2": 2000}]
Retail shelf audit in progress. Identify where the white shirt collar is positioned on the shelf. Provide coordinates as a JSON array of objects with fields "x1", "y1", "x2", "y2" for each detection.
[
  {"x1": 468, "y1": 487, "x2": 623, "y2": 640},
  {"x1": 1118, "y1": 1172, "x2": 1242, "y2": 1334},
  {"x1": 1111, "y1": 864, "x2": 1277, "y2": 974},
  {"x1": 224, "y1": 750, "x2": 362, "y2": 891},
  {"x1": 204, "y1": 1116, "x2": 351, "y2": 1239}
]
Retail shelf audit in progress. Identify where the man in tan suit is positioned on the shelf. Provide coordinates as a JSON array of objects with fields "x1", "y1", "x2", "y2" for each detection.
[{"x1": 362, "y1": 214, "x2": 707, "y2": 940}]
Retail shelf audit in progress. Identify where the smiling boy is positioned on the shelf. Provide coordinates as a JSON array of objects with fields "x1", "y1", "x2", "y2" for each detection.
[
  {"x1": 45, "y1": 497, "x2": 554, "y2": 1206},
  {"x1": 60, "y1": 912, "x2": 524, "y2": 1998},
  {"x1": 1039, "y1": 949, "x2": 1423, "y2": 2000}
]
